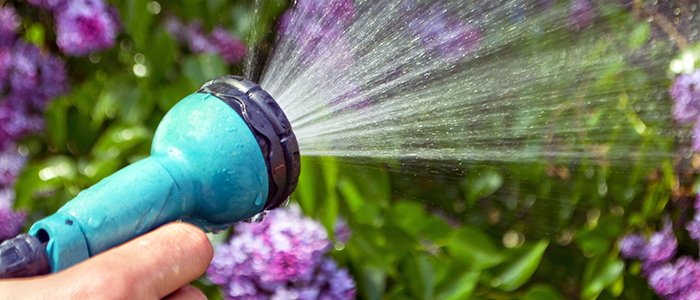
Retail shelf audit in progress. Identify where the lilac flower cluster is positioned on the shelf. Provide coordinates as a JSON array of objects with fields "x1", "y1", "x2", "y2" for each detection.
[
  {"x1": 406, "y1": 5, "x2": 482, "y2": 64},
  {"x1": 0, "y1": 205, "x2": 25, "y2": 242},
  {"x1": 568, "y1": 0, "x2": 595, "y2": 30},
  {"x1": 670, "y1": 70, "x2": 700, "y2": 150},
  {"x1": 164, "y1": 17, "x2": 246, "y2": 65},
  {"x1": 0, "y1": 42, "x2": 67, "y2": 150},
  {"x1": 0, "y1": 5, "x2": 67, "y2": 147},
  {"x1": 27, "y1": 0, "x2": 121, "y2": 56},
  {"x1": 619, "y1": 195, "x2": 700, "y2": 299},
  {"x1": 0, "y1": 5, "x2": 66, "y2": 239},
  {"x1": 277, "y1": 0, "x2": 355, "y2": 67},
  {"x1": 207, "y1": 204, "x2": 356, "y2": 300}
]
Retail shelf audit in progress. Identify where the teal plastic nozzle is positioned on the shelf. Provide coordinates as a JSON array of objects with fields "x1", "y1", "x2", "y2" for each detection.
[{"x1": 26, "y1": 76, "x2": 300, "y2": 273}]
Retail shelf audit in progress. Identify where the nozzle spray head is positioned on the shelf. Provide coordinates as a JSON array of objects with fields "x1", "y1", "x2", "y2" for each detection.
[
  {"x1": 198, "y1": 75, "x2": 301, "y2": 211},
  {"x1": 11, "y1": 76, "x2": 300, "y2": 275}
]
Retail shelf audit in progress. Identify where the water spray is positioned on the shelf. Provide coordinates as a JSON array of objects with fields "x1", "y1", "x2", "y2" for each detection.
[{"x1": 0, "y1": 75, "x2": 300, "y2": 278}]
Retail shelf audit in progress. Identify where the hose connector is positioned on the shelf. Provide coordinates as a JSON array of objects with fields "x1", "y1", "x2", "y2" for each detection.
[{"x1": 0, "y1": 234, "x2": 49, "y2": 278}]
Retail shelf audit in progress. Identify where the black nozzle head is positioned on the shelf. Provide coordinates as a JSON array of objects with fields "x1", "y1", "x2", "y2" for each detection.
[
  {"x1": 198, "y1": 75, "x2": 301, "y2": 211},
  {"x1": 0, "y1": 234, "x2": 49, "y2": 279}
]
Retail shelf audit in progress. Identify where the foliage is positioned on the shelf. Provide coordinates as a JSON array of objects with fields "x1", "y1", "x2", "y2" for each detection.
[{"x1": 4, "y1": 0, "x2": 700, "y2": 299}]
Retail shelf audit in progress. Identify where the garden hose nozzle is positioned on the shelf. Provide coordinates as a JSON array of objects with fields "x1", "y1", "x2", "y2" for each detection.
[{"x1": 0, "y1": 75, "x2": 300, "y2": 278}]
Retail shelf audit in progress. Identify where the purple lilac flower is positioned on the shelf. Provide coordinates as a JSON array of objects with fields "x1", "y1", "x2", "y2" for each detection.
[
  {"x1": 619, "y1": 232, "x2": 647, "y2": 259},
  {"x1": 641, "y1": 224, "x2": 677, "y2": 271},
  {"x1": 277, "y1": 0, "x2": 355, "y2": 65},
  {"x1": 163, "y1": 17, "x2": 247, "y2": 65},
  {"x1": 647, "y1": 256, "x2": 700, "y2": 299},
  {"x1": 26, "y1": 0, "x2": 66, "y2": 11},
  {"x1": 408, "y1": 7, "x2": 481, "y2": 64},
  {"x1": 293, "y1": 22, "x2": 350, "y2": 66},
  {"x1": 54, "y1": 0, "x2": 120, "y2": 56},
  {"x1": 0, "y1": 41, "x2": 67, "y2": 149},
  {"x1": 0, "y1": 206, "x2": 25, "y2": 242},
  {"x1": 316, "y1": 258, "x2": 356, "y2": 300},
  {"x1": 0, "y1": 145, "x2": 27, "y2": 186},
  {"x1": 207, "y1": 204, "x2": 356, "y2": 300},
  {"x1": 0, "y1": 5, "x2": 20, "y2": 48},
  {"x1": 329, "y1": 81, "x2": 372, "y2": 112},
  {"x1": 294, "y1": 0, "x2": 356, "y2": 28},
  {"x1": 568, "y1": 0, "x2": 595, "y2": 30},
  {"x1": 688, "y1": 215, "x2": 700, "y2": 243},
  {"x1": 210, "y1": 27, "x2": 246, "y2": 65},
  {"x1": 670, "y1": 70, "x2": 700, "y2": 123},
  {"x1": 333, "y1": 218, "x2": 351, "y2": 244},
  {"x1": 184, "y1": 20, "x2": 216, "y2": 54},
  {"x1": 7, "y1": 42, "x2": 68, "y2": 109}
]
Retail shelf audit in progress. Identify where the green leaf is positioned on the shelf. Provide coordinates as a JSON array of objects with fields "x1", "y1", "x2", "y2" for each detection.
[
  {"x1": 575, "y1": 215, "x2": 622, "y2": 256},
  {"x1": 403, "y1": 253, "x2": 436, "y2": 300},
  {"x1": 321, "y1": 156, "x2": 340, "y2": 231},
  {"x1": 92, "y1": 78, "x2": 141, "y2": 128},
  {"x1": 45, "y1": 98, "x2": 71, "y2": 152},
  {"x1": 391, "y1": 201, "x2": 427, "y2": 236},
  {"x1": 523, "y1": 284, "x2": 566, "y2": 300},
  {"x1": 337, "y1": 177, "x2": 365, "y2": 212},
  {"x1": 628, "y1": 22, "x2": 650, "y2": 50},
  {"x1": 491, "y1": 239, "x2": 549, "y2": 291},
  {"x1": 141, "y1": 29, "x2": 177, "y2": 81},
  {"x1": 182, "y1": 55, "x2": 227, "y2": 89},
  {"x1": 294, "y1": 156, "x2": 320, "y2": 214},
  {"x1": 581, "y1": 254, "x2": 625, "y2": 299},
  {"x1": 436, "y1": 268, "x2": 480, "y2": 300},
  {"x1": 157, "y1": 75, "x2": 196, "y2": 111},
  {"x1": 25, "y1": 23, "x2": 45, "y2": 47},
  {"x1": 448, "y1": 227, "x2": 505, "y2": 270},
  {"x1": 462, "y1": 168, "x2": 504, "y2": 206},
  {"x1": 362, "y1": 265, "x2": 388, "y2": 300},
  {"x1": 124, "y1": 0, "x2": 155, "y2": 49},
  {"x1": 90, "y1": 124, "x2": 151, "y2": 159},
  {"x1": 350, "y1": 226, "x2": 396, "y2": 276}
]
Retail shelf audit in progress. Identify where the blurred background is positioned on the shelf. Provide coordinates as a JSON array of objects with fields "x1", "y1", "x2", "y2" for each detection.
[{"x1": 1, "y1": 0, "x2": 700, "y2": 299}]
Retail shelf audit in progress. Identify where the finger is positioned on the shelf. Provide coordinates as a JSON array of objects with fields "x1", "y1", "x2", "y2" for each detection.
[
  {"x1": 162, "y1": 284, "x2": 207, "y2": 300},
  {"x1": 60, "y1": 222, "x2": 214, "y2": 299}
]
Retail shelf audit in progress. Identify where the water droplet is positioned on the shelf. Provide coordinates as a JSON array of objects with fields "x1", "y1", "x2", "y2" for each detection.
[
  {"x1": 254, "y1": 193, "x2": 263, "y2": 206},
  {"x1": 87, "y1": 213, "x2": 105, "y2": 229}
]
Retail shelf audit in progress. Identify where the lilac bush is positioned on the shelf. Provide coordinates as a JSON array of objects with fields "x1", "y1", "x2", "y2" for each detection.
[
  {"x1": 210, "y1": 27, "x2": 247, "y2": 65},
  {"x1": 670, "y1": 70, "x2": 700, "y2": 123},
  {"x1": 25, "y1": 0, "x2": 121, "y2": 56},
  {"x1": 670, "y1": 70, "x2": 700, "y2": 150},
  {"x1": 277, "y1": 0, "x2": 365, "y2": 113},
  {"x1": 0, "y1": 205, "x2": 25, "y2": 242},
  {"x1": 164, "y1": 17, "x2": 246, "y2": 65},
  {"x1": 0, "y1": 3, "x2": 68, "y2": 240},
  {"x1": 277, "y1": 0, "x2": 355, "y2": 68},
  {"x1": 407, "y1": 6, "x2": 482, "y2": 64},
  {"x1": 53, "y1": 0, "x2": 121, "y2": 56},
  {"x1": 619, "y1": 195, "x2": 700, "y2": 299},
  {"x1": 0, "y1": 6, "x2": 19, "y2": 47},
  {"x1": 0, "y1": 41, "x2": 67, "y2": 150},
  {"x1": 568, "y1": 0, "x2": 594, "y2": 30},
  {"x1": 207, "y1": 204, "x2": 356, "y2": 300}
]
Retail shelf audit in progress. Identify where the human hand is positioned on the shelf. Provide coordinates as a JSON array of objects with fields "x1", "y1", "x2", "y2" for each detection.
[{"x1": 0, "y1": 222, "x2": 213, "y2": 300}]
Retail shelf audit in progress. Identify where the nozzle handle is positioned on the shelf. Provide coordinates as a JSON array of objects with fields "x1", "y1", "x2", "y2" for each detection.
[{"x1": 0, "y1": 234, "x2": 49, "y2": 279}]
